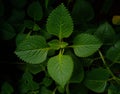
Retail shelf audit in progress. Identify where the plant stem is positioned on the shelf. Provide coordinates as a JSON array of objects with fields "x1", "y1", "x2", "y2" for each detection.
[
  {"x1": 66, "y1": 83, "x2": 70, "y2": 94},
  {"x1": 98, "y1": 50, "x2": 120, "y2": 84},
  {"x1": 98, "y1": 50, "x2": 115, "y2": 77},
  {"x1": 52, "y1": 87, "x2": 57, "y2": 94}
]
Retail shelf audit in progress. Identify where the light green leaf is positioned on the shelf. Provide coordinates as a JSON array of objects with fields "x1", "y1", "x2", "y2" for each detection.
[
  {"x1": 47, "y1": 3, "x2": 73, "y2": 39},
  {"x1": 94, "y1": 22, "x2": 116, "y2": 43},
  {"x1": 15, "y1": 35, "x2": 48, "y2": 64},
  {"x1": 106, "y1": 41, "x2": 120, "y2": 63},
  {"x1": 1, "y1": 82, "x2": 14, "y2": 94},
  {"x1": 73, "y1": 33, "x2": 102, "y2": 57},
  {"x1": 47, "y1": 54, "x2": 73, "y2": 87},
  {"x1": 84, "y1": 68, "x2": 110, "y2": 93},
  {"x1": 48, "y1": 39, "x2": 68, "y2": 50},
  {"x1": 27, "y1": 1, "x2": 43, "y2": 21}
]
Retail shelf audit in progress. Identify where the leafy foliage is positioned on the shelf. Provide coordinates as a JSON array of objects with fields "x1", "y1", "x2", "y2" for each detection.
[
  {"x1": 1, "y1": 1, "x2": 120, "y2": 94},
  {"x1": 15, "y1": 35, "x2": 48, "y2": 64},
  {"x1": 73, "y1": 34, "x2": 102, "y2": 57},
  {"x1": 47, "y1": 54, "x2": 73, "y2": 87},
  {"x1": 84, "y1": 68, "x2": 110, "y2": 93},
  {"x1": 27, "y1": 1, "x2": 43, "y2": 21},
  {"x1": 47, "y1": 4, "x2": 73, "y2": 39}
]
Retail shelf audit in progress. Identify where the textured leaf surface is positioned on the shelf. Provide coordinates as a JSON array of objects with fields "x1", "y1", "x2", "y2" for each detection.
[
  {"x1": 73, "y1": 34, "x2": 102, "y2": 57},
  {"x1": 47, "y1": 54, "x2": 73, "y2": 87},
  {"x1": 27, "y1": 1, "x2": 43, "y2": 21},
  {"x1": 84, "y1": 68, "x2": 110, "y2": 93},
  {"x1": 94, "y1": 22, "x2": 116, "y2": 43},
  {"x1": 48, "y1": 39, "x2": 68, "y2": 50},
  {"x1": 15, "y1": 35, "x2": 48, "y2": 64},
  {"x1": 47, "y1": 4, "x2": 73, "y2": 39},
  {"x1": 106, "y1": 41, "x2": 120, "y2": 63}
]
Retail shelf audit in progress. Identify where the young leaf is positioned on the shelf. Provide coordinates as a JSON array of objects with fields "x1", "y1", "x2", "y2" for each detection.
[
  {"x1": 48, "y1": 39, "x2": 68, "y2": 50},
  {"x1": 84, "y1": 68, "x2": 110, "y2": 93},
  {"x1": 27, "y1": 1, "x2": 43, "y2": 21},
  {"x1": 94, "y1": 22, "x2": 116, "y2": 43},
  {"x1": 47, "y1": 3, "x2": 73, "y2": 39},
  {"x1": 73, "y1": 33, "x2": 102, "y2": 57},
  {"x1": 15, "y1": 35, "x2": 49, "y2": 64},
  {"x1": 47, "y1": 54, "x2": 73, "y2": 87},
  {"x1": 106, "y1": 41, "x2": 120, "y2": 63}
]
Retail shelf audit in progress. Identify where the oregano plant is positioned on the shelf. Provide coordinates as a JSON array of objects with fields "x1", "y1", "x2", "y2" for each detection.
[
  {"x1": 15, "y1": 3, "x2": 104, "y2": 93},
  {"x1": 1, "y1": 0, "x2": 120, "y2": 94}
]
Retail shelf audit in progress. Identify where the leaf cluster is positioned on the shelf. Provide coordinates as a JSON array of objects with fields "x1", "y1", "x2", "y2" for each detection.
[{"x1": 1, "y1": 0, "x2": 120, "y2": 94}]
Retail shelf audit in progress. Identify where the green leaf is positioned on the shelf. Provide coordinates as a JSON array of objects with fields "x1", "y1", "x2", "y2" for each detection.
[
  {"x1": 66, "y1": 50, "x2": 84, "y2": 83},
  {"x1": 27, "y1": 1, "x2": 43, "y2": 21},
  {"x1": 108, "y1": 84, "x2": 120, "y2": 94},
  {"x1": 106, "y1": 41, "x2": 120, "y2": 63},
  {"x1": 24, "y1": 20, "x2": 40, "y2": 31},
  {"x1": 15, "y1": 35, "x2": 48, "y2": 64},
  {"x1": 47, "y1": 54, "x2": 73, "y2": 87},
  {"x1": 42, "y1": 77, "x2": 53, "y2": 87},
  {"x1": 70, "y1": 62, "x2": 84, "y2": 83},
  {"x1": 72, "y1": 0, "x2": 94, "y2": 23},
  {"x1": 1, "y1": 82, "x2": 14, "y2": 94},
  {"x1": 33, "y1": 24, "x2": 40, "y2": 31},
  {"x1": 73, "y1": 33, "x2": 102, "y2": 57},
  {"x1": 40, "y1": 86, "x2": 52, "y2": 94},
  {"x1": 24, "y1": 20, "x2": 34, "y2": 29},
  {"x1": 84, "y1": 68, "x2": 110, "y2": 93},
  {"x1": 48, "y1": 39, "x2": 68, "y2": 50},
  {"x1": 0, "y1": 23, "x2": 16, "y2": 40},
  {"x1": 16, "y1": 33, "x2": 27, "y2": 46},
  {"x1": 26, "y1": 64, "x2": 44, "y2": 74},
  {"x1": 20, "y1": 71, "x2": 39, "y2": 93},
  {"x1": 94, "y1": 22, "x2": 116, "y2": 43},
  {"x1": 47, "y1": 3, "x2": 73, "y2": 39}
]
